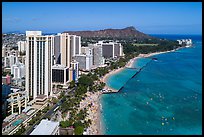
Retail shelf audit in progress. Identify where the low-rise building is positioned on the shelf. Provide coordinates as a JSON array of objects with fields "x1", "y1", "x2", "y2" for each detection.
[
  {"x1": 7, "y1": 88, "x2": 28, "y2": 114},
  {"x1": 30, "y1": 119, "x2": 59, "y2": 135},
  {"x1": 2, "y1": 84, "x2": 11, "y2": 119},
  {"x1": 4, "y1": 55, "x2": 18, "y2": 68},
  {"x1": 69, "y1": 60, "x2": 79, "y2": 81},
  {"x1": 177, "y1": 39, "x2": 192, "y2": 45},
  {"x1": 52, "y1": 64, "x2": 69, "y2": 86},
  {"x1": 2, "y1": 113, "x2": 18, "y2": 133},
  {"x1": 35, "y1": 95, "x2": 48, "y2": 106},
  {"x1": 2, "y1": 74, "x2": 12, "y2": 85}
]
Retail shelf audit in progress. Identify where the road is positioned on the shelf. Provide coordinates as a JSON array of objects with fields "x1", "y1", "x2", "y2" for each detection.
[{"x1": 24, "y1": 87, "x2": 76, "y2": 135}]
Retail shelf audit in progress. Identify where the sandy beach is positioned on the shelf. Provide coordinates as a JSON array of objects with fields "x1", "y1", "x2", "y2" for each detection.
[
  {"x1": 101, "y1": 56, "x2": 141, "y2": 92},
  {"x1": 79, "y1": 91, "x2": 102, "y2": 135},
  {"x1": 81, "y1": 49, "x2": 178, "y2": 135}
]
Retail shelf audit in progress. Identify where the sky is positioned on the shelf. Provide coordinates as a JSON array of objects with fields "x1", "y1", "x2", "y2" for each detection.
[{"x1": 2, "y1": 2, "x2": 202, "y2": 34}]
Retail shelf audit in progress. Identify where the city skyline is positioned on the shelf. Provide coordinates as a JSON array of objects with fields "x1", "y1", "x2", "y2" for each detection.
[{"x1": 2, "y1": 2, "x2": 202, "y2": 35}]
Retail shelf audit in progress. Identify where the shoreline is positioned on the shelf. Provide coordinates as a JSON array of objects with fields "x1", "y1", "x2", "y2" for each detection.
[
  {"x1": 87, "y1": 46, "x2": 186, "y2": 135},
  {"x1": 100, "y1": 56, "x2": 141, "y2": 92}
]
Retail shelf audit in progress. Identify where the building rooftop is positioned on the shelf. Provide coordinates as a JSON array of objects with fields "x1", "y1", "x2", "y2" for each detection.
[
  {"x1": 22, "y1": 106, "x2": 33, "y2": 113},
  {"x1": 30, "y1": 119, "x2": 59, "y2": 135},
  {"x1": 3, "y1": 113, "x2": 18, "y2": 123},
  {"x1": 36, "y1": 94, "x2": 47, "y2": 99},
  {"x1": 52, "y1": 64, "x2": 68, "y2": 69},
  {"x1": 10, "y1": 88, "x2": 20, "y2": 93}
]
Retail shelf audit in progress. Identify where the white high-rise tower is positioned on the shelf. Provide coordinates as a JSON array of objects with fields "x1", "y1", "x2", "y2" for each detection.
[{"x1": 25, "y1": 31, "x2": 53, "y2": 101}]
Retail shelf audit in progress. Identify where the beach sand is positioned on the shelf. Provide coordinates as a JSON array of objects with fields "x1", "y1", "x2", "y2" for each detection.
[
  {"x1": 101, "y1": 56, "x2": 141, "y2": 92},
  {"x1": 84, "y1": 49, "x2": 177, "y2": 135}
]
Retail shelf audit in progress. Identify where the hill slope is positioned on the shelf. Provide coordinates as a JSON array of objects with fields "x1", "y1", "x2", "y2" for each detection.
[{"x1": 63, "y1": 26, "x2": 153, "y2": 40}]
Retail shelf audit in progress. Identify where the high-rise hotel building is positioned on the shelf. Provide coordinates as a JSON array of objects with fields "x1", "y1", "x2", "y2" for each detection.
[
  {"x1": 53, "y1": 33, "x2": 81, "y2": 66},
  {"x1": 53, "y1": 33, "x2": 80, "y2": 82},
  {"x1": 70, "y1": 35, "x2": 81, "y2": 58},
  {"x1": 95, "y1": 41, "x2": 123, "y2": 58},
  {"x1": 25, "y1": 31, "x2": 54, "y2": 101}
]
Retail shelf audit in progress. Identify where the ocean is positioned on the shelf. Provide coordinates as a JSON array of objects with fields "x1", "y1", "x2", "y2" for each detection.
[{"x1": 100, "y1": 35, "x2": 202, "y2": 135}]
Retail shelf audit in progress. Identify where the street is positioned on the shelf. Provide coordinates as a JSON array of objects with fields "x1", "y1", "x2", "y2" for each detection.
[{"x1": 24, "y1": 87, "x2": 75, "y2": 135}]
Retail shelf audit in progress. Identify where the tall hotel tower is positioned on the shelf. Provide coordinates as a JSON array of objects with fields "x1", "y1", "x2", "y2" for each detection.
[
  {"x1": 25, "y1": 31, "x2": 54, "y2": 101},
  {"x1": 53, "y1": 33, "x2": 81, "y2": 82},
  {"x1": 54, "y1": 33, "x2": 81, "y2": 65}
]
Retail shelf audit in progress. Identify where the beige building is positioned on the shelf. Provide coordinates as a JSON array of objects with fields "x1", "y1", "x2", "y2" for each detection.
[
  {"x1": 54, "y1": 33, "x2": 80, "y2": 82},
  {"x1": 60, "y1": 33, "x2": 71, "y2": 67},
  {"x1": 7, "y1": 89, "x2": 28, "y2": 115}
]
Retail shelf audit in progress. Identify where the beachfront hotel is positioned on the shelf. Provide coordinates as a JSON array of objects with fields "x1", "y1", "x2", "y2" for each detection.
[
  {"x1": 25, "y1": 31, "x2": 53, "y2": 101},
  {"x1": 70, "y1": 35, "x2": 81, "y2": 57},
  {"x1": 54, "y1": 33, "x2": 81, "y2": 66},
  {"x1": 90, "y1": 41, "x2": 123, "y2": 59},
  {"x1": 88, "y1": 43, "x2": 105, "y2": 67},
  {"x1": 53, "y1": 33, "x2": 80, "y2": 81},
  {"x1": 74, "y1": 47, "x2": 93, "y2": 71}
]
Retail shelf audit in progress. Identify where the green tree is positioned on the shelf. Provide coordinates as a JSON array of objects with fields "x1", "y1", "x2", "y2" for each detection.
[
  {"x1": 78, "y1": 74, "x2": 93, "y2": 87},
  {"x1": 69, "y1": 80, "x2": 75, "y2": 88},
  {"x1": 60, "y1": 120, "x2": 72, "y2": 128},
  {"x1": 74, "y1": 125, "x2": 84, "y2": 135}
]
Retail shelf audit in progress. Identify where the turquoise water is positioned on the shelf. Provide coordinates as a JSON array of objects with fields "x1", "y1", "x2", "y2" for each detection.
[
  {"x1": 12, "y1": 119, "x2": 23, "y2": 126},
  {"x1": 101, "y1": 35, "x2": 202, "y2": 135},
  {"x1": 106, "y1": 69, "x2": 137, "y2": 90}
]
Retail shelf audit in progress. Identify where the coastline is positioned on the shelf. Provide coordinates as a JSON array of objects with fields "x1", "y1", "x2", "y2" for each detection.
[
  {"x1": 87, "y1": 47, "x2": 185, "y2": 135},
  {"x1": 100, "y1": 49, "x2": 177, "y2": 90},
  {"x1": 101, "y1": 56, "x2": 141, "y2": 92}
]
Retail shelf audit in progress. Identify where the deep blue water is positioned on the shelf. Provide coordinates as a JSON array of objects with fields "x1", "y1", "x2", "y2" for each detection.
[{"x1": 101, "y1": 35, "x2": 202, "y2": 135}]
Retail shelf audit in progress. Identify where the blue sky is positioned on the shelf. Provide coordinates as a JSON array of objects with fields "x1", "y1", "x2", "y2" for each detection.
[{"x1": 2, "y1": 2, "x2": 202, "y2": 34}]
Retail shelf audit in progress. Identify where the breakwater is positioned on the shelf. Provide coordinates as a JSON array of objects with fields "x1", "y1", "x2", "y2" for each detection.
[{"x1": 117, "y1": 58, "x2": 154, "y2": 92}]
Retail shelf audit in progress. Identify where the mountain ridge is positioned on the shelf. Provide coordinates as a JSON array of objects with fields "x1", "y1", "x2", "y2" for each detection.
[{"x1": 63, "y1": 26, "x2": 153, "y2": 40}]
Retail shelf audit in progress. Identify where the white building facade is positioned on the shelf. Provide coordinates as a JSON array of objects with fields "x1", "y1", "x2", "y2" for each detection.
[
  {"x1": 11, "y1": 62, "x2": 25, "y2": 79},
  {"x1": 7, "y1": 89, "x2": 28, "y2": 115},
  {"x1": 95, "y1": 41, "x2": 123, "y2": 58},
  {"x1": 25, "y1": 31, "x2": 53, "y2": 101},
  {"x1": 4, "y1": 55, "x2": 18, "y2": 68},
  {"x1": 74, "y1": 47, "x2": 93, "y2": 71},
  {"x1": 30, "y1": 119, "x2": 59, "y2": 135},
  {"x1": 17, "y1": 41, "x2": 27, "y2": 53},
  {"x1": 88, "y1": 43, "x2": 105, "y2": 67}
]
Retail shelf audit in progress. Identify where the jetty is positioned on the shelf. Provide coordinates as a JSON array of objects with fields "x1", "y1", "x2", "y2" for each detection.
[{"x1": 102, "y1": 57, "x2": 156, "y2": 94}]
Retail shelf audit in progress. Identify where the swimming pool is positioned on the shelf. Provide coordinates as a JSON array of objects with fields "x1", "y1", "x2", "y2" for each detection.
[{"x1": 12, "y1": 119, "x2": 23, "y2": 126}]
